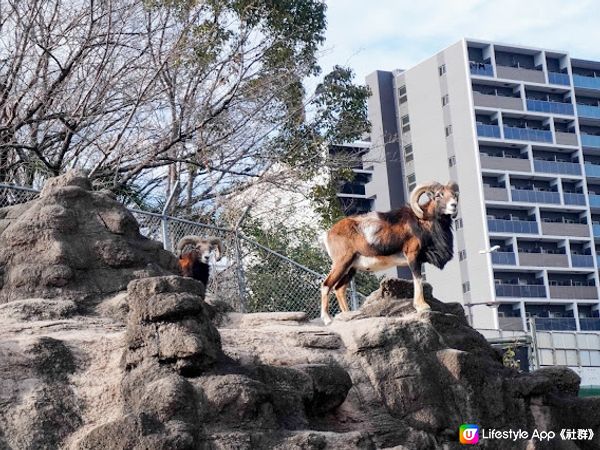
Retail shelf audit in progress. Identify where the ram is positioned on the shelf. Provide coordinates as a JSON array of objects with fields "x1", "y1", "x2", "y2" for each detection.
[
  {"x1": 177, "y1": 236, "x2": 224, "y2": 287},
  {"x1": 320, "y1": 181, "x2": 459, "y2": 325}
]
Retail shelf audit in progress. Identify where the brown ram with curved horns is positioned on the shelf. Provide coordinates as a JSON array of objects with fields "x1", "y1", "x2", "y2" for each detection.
[
  {"x1": 319, "y1": 181, "x2": 459, "y2": 325},
  {"x1": 177, "y1": 235, "x2": 224, "y2": 287}
]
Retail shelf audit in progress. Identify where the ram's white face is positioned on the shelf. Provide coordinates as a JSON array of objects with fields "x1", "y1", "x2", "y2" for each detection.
[
  {"x1": 432, "y1": 186, "x2": 459, "y2": 218},
  {"x1": 197, "y1": 244, "x2": 214, "y2": 264}
]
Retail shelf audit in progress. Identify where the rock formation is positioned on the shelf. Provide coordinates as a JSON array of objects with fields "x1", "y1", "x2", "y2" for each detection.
[{"x1": 0, "y1": 172, "x2": 599, "y2": 449}]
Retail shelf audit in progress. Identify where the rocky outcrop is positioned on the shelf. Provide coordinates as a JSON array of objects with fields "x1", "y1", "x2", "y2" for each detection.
[
  {"x1": 1, "y1": 172, "x2": 599, "y2": 449},
  {"x1": 0, "y1": 170, "x2": 178, "y2": 307}
]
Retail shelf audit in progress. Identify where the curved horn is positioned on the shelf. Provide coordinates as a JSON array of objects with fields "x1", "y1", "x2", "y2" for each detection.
[
  {"x1": 209, "y1": 237, "x2": 224, "y2": 261},
  {"x1": 410, "y1": 182, "x2": 441, "y2": 219},
  {"x1": 446, "y1": 181, "x2": 459, "y2": 193},
  {"x1": 176, "y1": 235, "x2": 203, "y2": 256}
]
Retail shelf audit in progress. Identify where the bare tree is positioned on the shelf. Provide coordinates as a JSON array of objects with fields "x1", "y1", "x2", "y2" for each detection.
[{"x1": 0, "y1": 0, "x2": 369, "y2": 220}]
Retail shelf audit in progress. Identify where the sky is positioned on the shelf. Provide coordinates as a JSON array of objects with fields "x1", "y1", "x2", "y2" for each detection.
[{"x1": 319, "y1": 0, "x2": 600, "y2": 84}]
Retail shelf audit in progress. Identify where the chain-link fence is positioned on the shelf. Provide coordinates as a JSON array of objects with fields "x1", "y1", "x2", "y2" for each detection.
[{"x1": 0, "y1": 183, "x2": 366, "y2": 318}]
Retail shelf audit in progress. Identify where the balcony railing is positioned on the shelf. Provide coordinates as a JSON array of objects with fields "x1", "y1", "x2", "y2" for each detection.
[
  {"x1": 533, "y1": 159, "x2": 581, "y2": 175},
  {"x1": 571, "y1": 254, "x2": 595, "y2": 267},
  {"x1": 549, "y1": 285, "x2": 598, "y2": 299},
  {"x1": 498, "y1": 317, "x2": 525, "y2": 331},
  {"x1": 511, "y1": 189, "x2": 560, "y2": 204},
  {"x1": 585, "y1": 163, "x2": 600, "y2": 178},
  {"x1": 470, "y1": 62, "x2": 494, "y2": 77},
  {"x1": 473, "y1": 92, "x2": 523, "y2": 110},
  {"x1": 518, "y1": 252, "x2": 568, "y2": 268},
  {"x1": 579, "y1": 318, "x2": 600, "y2": 331},
  {"x1": 496, "y1": 65, "x2": 545, "y2": 83},
  {"x1": 563, "y1": 192, "x2": 587, "y2": 206},
  {"x1": 483, "y1": 186, "x2": 508, "y2": 202},
  {"x1": 594, "y1": 224, "x2": 600, "y2": 237},
  {"x1": 495, "y1": 284, "x2": 546, "y2": 297},
  {"x1": 577, "y1": 103, "x2": 600, "y2": 119},
  {"x1": 588, "y1": 194, "x2": 600, "y2": 207},
  {"x1": 491, "y1": 252, "x2": 516, "y2": 265},
  {"x1": 477, "y1": 123, "x2": 501, "y2": 138},
  {"x1": 541, "y1": 221, "x2": 590, "y2": 237},
  {"x1": 548, "y1": 72, "x2": 570, "y2": 86},
  {"x1": 526, "y1": 99, "x2": 574, "y2": 115},
  {"x1": 487, "y1": 219, "x2": 538, "y2": 234},
  {"x1": 480, "y1": 154, "x2": 530, "y2": 172},
  {"x1": 503, "y1": 126, "x2": 553, "y2": 143},
  {"x1": 581, "y1": 134, "x2": 600, "y2": 148},
  {"x1": 555, "y1": 131, "x2": 578, "y2": 146},
  {"x1": 573, "y1": 74, "x2": 600, "y2": 90},
  {"x1": 533, "y1": 317, "x2": 577, "y2": 331}
]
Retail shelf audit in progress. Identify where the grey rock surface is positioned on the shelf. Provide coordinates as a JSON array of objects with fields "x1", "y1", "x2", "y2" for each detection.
[{"x1": 1, "y1": 173, "x2": 599, "y2": 449}]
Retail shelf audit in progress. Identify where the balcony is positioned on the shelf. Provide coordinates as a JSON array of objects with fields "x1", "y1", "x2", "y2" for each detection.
[
  {"x1": 571, "y1": 254, "x2": 595, "y2": 267},
  {"x1": 548, "y1": 72, "x2": 571, "y2": 86},
  {"x1": 526, "y1": 99, "x2": 574, "y2": 115},
  {"x1": 498, "y1": 317, "x2": 524, "y2": 331},
  {"x1": 503, "y1": 126, "x2": 553, "y2": 143},
  {"x1": 491, "y1": 252, "x2": 516, "y2": 265},
  {"x1": 549, "y1": 285, "x2": 598, "y2": 299},
  {"x1": 470, "y1": 62, "x2": 494, "y2": 77},
  {"x1": 483, "y1": 186, "x2": 508, "y2": 202},
  {"x1": 496, "y1": 66, "x2": 545, "y2": 84},
  {"x1": 477, "y1": 124, "x2": 501, "y2": 138},
  {"x1": 495, "y1": 284, "x2": 546, "y2": 297},
  {"x1": 573, "y1": 74, "x2": 600, "y2": 90},
  {"x1": 541, "y1": 222, "x2": 589, "y2": 237},
  {"x1": 563, "y1": 192, "x2": 587, "y2": 206},
  {"x1": 474, "y1": 92, "x2": 523, "y2": 110},
  {"x1": 585, "y1": 163, "x2": 600, "y2": 178},
  {"x1": 589, "y1": 194, "x2": 600, "y2": 208},
  {"x1": 511, "y1": 189, "x2": 560, "y2": 204},
  {"x1": 533, "y1": 159, "x2": 581, "y2": 175},
  {"x1": 577, "y1": 103, "x2": 600, "y2": 119},
  {"x1": 488, "y1": 219, "x2": 538, "y2": 234},
  {"x1": 579, "y1": 318, "x2": 600, "y2": 331},
  {"x1": 518, "y1": 252, "x2": 568, "y2": 267},
  {"x1": 555, "y1": 131, "x2": 578, "y2": 146},
  {"x1": 480, "y1": 154, "x2": 530, "y2": 172},
  {"x1": 594, "y1": 224, "x2": 600, "y2": 237},
  {"x1": 581, "y1": 134, "x2": 600, "y2": 148},
  {"x1": 534, "y1": 318, "x2": 577, "y2": 331}
]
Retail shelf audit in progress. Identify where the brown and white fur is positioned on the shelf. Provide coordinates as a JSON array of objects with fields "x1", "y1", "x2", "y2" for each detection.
[
  {"x1": 177, "y1": 236, "x2": 224, "y2": 287},
  {"x1": 320, "y1": 181, "x2": 459, "y2": 325}
]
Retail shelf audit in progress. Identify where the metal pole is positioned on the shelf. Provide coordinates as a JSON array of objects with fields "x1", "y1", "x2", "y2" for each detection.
[
  {"x1": 233, "y1": 205, "x2": 252, "y2": 313},
  {"x1": 528, "y1": 317, "x2": 541, "y2": 371},
  {"x1": 161, "y1": 182, "x2": 180, "y2": 251},
  {"x1": 350, "y1": 279, "x2": 358, "y2": 310}
]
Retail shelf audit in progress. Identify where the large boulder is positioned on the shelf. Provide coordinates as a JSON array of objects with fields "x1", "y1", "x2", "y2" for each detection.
[{"x1": 0, "y1": 170, "x2": 178, "y2": 308}]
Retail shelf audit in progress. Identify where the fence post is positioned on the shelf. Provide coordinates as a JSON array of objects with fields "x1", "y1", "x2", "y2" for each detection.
[
  {"x1": 350, "y1": 279, "x2": 358, "y2": 310},
  {"x1": 161, "y1": 182, "x2": 180, "y2": 251}
]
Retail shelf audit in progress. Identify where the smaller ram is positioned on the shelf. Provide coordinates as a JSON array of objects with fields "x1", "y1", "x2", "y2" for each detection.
[
  {"x1": 320, "y1": 181, "x2": 459, "y2": 325},
  {"x1": 177, "y1": 236, "x2": 224, "y2": 287}
]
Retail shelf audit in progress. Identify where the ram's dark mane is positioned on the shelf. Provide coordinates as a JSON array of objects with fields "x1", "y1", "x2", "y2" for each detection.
[{"x1": 418, "y1": 215, "x2": 454, "y2": 269}]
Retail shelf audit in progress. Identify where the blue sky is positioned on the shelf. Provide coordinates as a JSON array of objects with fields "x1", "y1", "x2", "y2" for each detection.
[{"x1": 319, "y1": 0, "x2": 600, "y2": 84}]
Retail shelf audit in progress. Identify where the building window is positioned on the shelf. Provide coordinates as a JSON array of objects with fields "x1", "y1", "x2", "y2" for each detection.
[
  {"x1": 442, "y1": 94, "x2": 449, "y2": 106},
  {"x1": 462, "y1": 281, "x2": 471, "y2": 293},
  {"x1": 401, "y1": 114, "x2": 411, "y2": 133},
  {"x1": 459, "y1": 250, "x2": 467, "y2": 261},
  {"x1": 438, "y1": 64, "x2": 446, "y2": 76},
  {"x1": 448, "y1": 156, "x2": 456, "y2": 167},
  {"x1": 445, "y1": 124, "x2": 453, "y2": 137},
  {"x1": 398, "y1": 85, "x2": 407, "y2": 104},
  {"x1": 455, "y1": 218, "x2": 463, "y2": 228},
  {"x1": 407, "y1": 173, "x2": 416, "y2": 192},
  {"x1": 404, "y1": 144, "x2": 413, "y2": 156},
  {"x1": 405, "y1": 152, "x2": 414, "y2": 163}
]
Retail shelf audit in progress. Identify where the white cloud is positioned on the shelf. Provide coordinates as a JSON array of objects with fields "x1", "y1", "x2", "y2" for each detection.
[{"x1": 320, "y1": 0, "x2": 599, "y2": 83}]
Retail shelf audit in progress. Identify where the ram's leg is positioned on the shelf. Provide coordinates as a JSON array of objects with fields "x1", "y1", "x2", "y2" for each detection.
[
  {"x1": 334, "y1": 268, "x2": 356, "y2": 313},
  {"x1": 321, "y1": 255, "x2": 355, "y2": 324},
  {"x1": 408, "y1": 258, "x2": 430, "y2": 311}
]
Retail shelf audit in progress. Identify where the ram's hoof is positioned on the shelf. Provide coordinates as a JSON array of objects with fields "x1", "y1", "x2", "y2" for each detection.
[{"x1": 321, "y1": 313, "x2": 333, "y2": 326}]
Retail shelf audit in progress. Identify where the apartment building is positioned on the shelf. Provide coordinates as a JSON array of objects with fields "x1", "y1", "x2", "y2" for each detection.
[
  {"x1": 365, "y1": 39, "x2": 600, "y2": 335},
  {"x1": 330, "y1": 142, "x2": 374, "y2": 216}
]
